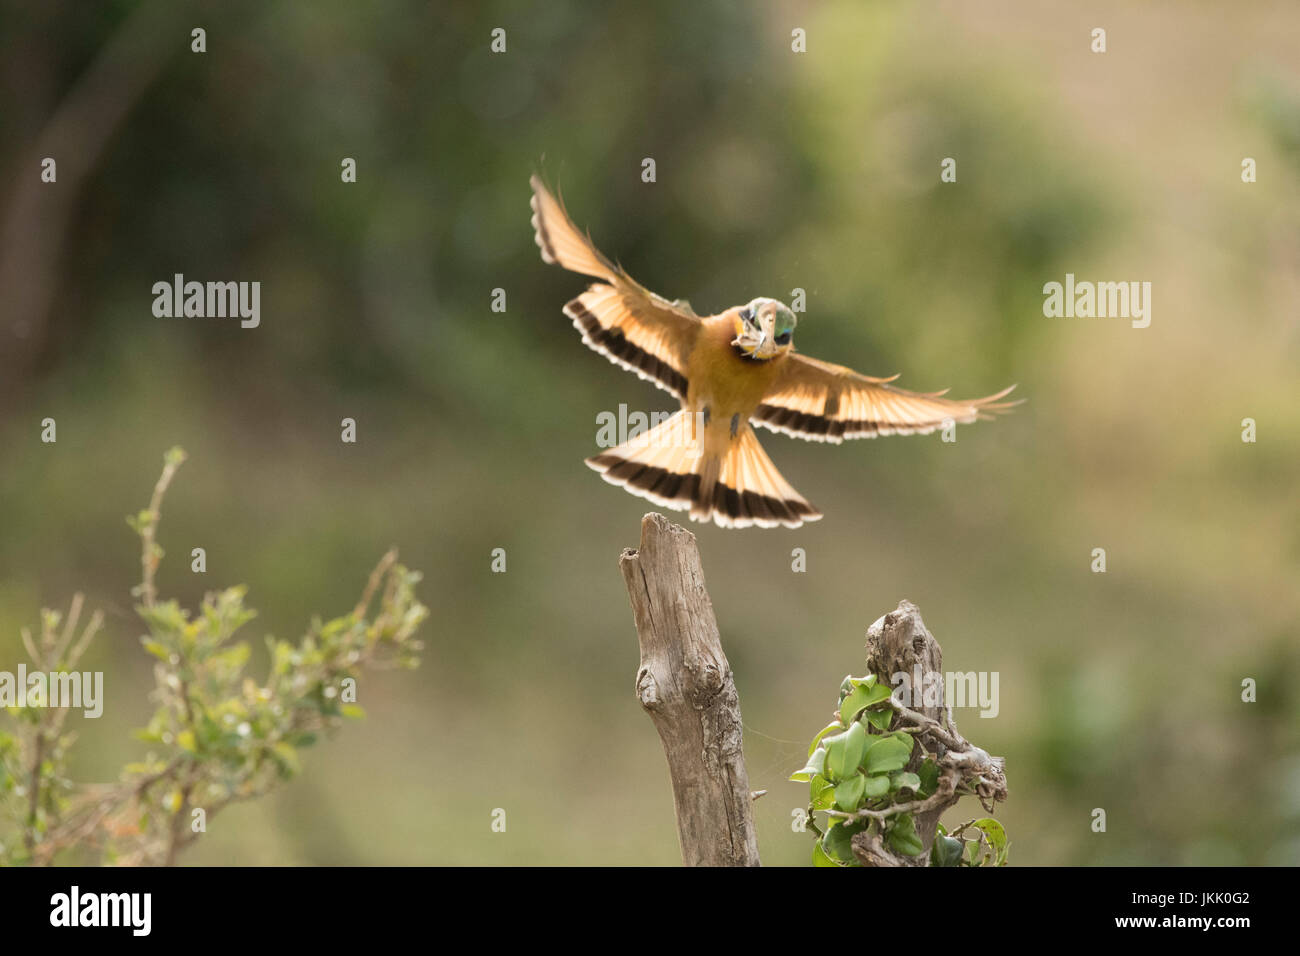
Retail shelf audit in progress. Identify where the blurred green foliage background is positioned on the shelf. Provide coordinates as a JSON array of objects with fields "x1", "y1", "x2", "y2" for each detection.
[{"x1": 1, "y1": 0, "x2": 1297, "y2": 865}]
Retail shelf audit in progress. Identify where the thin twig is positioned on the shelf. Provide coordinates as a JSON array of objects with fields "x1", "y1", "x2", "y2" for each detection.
[
  {"x1": 352, "y1": 548, "x2": 398, "y2": 621},
  {"x1": 139, "y1": 450, "x2": 185, "y2": 609},
  {"x1": 52, "y1": 593, "x2": 83, "y2": 662}
]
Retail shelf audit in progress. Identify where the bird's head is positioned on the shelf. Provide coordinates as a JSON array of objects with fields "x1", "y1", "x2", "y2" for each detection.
[{"x1": 731, "y1": 297, "x2": 797, "y2": 360}]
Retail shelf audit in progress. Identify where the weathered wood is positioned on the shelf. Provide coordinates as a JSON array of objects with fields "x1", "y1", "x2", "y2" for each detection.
[
  {"x1": 619, "y1": 513, "x2": 760, "y2": 867},
  {"x1": 865, "y1": 600, "x2": 948, "y2": 860},
  {"x1": 857, "y1": 600, "x2": 1008, "y2": 866}
]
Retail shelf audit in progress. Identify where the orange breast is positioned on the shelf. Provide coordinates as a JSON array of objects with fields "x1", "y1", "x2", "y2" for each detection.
[{"x1": 685, "y1": 316, "x2": 785, "y2": 433}]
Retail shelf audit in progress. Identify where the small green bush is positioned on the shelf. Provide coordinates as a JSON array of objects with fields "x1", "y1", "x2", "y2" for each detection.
[
  {"x1": 792, "y1": 673, "x2": 1009, "y2": 867},
  {"x1": 0, "y1": 448, "x2": 427, "y2": 865}
]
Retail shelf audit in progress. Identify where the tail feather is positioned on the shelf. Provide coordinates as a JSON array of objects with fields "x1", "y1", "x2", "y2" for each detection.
[
  {"x1": 586, "y1": 412, "x2": 821, "y2": 529},
  {"x1": 586, "y1": 411, "x2": 702, "y2": 513}
]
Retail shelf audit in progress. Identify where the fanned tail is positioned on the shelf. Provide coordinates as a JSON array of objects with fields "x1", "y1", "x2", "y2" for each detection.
[{"x1": 586, "y1": 413, "x2": 821, "y2": 529}]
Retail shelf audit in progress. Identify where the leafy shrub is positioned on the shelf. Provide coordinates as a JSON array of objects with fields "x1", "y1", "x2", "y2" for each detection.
[
  {"x1": 792, "y1": 673, "x2": 1009, "y2": 867},
  {"x1": 0, "y1": 448, "x2": 427, "y2": 865}
]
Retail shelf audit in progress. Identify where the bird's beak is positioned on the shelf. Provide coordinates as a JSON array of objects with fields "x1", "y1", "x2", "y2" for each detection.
[{"x1": 731, "y1": 314, "x2": 777, "y2": 358}]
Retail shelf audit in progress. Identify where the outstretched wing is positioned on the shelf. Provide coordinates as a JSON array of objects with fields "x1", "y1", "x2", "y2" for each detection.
[
  {"x1": 754, "y1": 353, "x2": 1019, "y2": 444},
  {"x1": 530, "y1": 175, "x2": 700, "y2": 400}
]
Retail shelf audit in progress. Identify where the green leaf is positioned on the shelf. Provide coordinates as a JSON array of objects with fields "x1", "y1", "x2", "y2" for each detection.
[
  {"x1": 821, "y1": 818, "x2": 867, "y2": 864},
  {"x1": 840, "y1": 680, "x2": 891, "y2": 724},
  {"x1": 808, "y1": 721, "x2": 845, "y2": 757},
  {"x1": 211, "y1": 643, "x2": 251, "y2": 672},
  {"x1": 886, "y1": 813, "x2": 925, "y2": 856},
  {"x1": 838, "y1": 675, "x2": 855, "y2": 701},
  {"x1": 890, "y1": 771, "x2": 922, "y2": 794},
  {"x1": 861, "y1": 681, "x2": 894, "y2": 705},
  {"x1": 810, "y1": 775, "x2": 836, "y2": 810},
  {"x1": 971, "y1": 818, "x2": 1007, "y2": 846},
  {"x1": 789, "y1": 746, "x2": 827, "y2": 782},
  {"x1": 833, "y1": 772, "x2": 867, "y2": 811},
  {"x1": 863, "y1": 733, "x2": 912, "y2": 774},
  {"x1": 140, "y1": 639, "x2": 171, "y2": 662},
  {"x1": 917, "y1": 758, "x2": 940, "y2": 797},
  {"x1": 862, "y1": 774, "x2": 891, "y2": 799},
  {"x1": 971, "y1": 818, "x2": 1010, "y2": 866},
  {"x1": 824, "y1": 722, "x2": 869, "y2": 780},
  {"x1": 840, "y1": 685, "x2": 873, "y2": 724},
  {"x1": 812, "y1": 839, "x2": 841, "y2": 867},
  {"x1": 126, "y1": 510, "x2": 155, "y2": 534},
  {"x1": 863, "y1": 706, "x2": 894, "y2": 731},
  {"x1": 931, "y1": 834, "x2": 964, "y2": 867}
]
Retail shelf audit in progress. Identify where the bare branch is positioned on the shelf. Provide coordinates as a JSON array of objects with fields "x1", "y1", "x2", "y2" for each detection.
[
  {"x1": 138, "y1": 448, "x2": 186, "y2": 609},
  {"x1": 619, "y1": 513, "x2": 760, "y2": 867}
]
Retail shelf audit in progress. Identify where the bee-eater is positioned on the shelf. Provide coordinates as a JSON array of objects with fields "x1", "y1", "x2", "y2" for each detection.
[{"x1": 530, "y1": 175, "x2": 1018, "y2": 529}]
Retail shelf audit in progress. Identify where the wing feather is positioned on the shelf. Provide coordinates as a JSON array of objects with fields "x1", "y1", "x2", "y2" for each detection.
[
  {"x1": 754, "y1": 353, "x2": 1018, "y2": 443},
  {"x1": 531, "y1": 175, "x2": 699, "y2": 399}
]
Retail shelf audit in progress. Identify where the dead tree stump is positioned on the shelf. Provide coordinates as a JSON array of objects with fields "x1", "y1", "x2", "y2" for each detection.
[
  {"x1": 617, "y1": 515, "x2": 1006, "y2": 868},
  {"x1": 855, "y1": 601, "x2": 1008, "y2": 866},
  {"x1": 619, "y1": 513, "x2": 761, "y2": 867}
]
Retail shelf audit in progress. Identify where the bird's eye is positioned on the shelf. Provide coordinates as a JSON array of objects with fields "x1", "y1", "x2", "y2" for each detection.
[{"x1": 774, "y1": 331, "x2": 792, "y2": 346}]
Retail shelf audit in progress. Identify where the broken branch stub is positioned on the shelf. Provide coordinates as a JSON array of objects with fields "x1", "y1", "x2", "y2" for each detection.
[
  {"x1": 619, "y1": 513, "x2": 760, "y2": 867},
  {"x1": 854, "y1": 600, "x2": 1008, "y2": 866}
]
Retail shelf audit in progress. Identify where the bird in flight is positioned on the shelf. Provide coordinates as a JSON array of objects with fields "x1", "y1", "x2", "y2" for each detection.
[{"x1": 530, "y1": 175, "x2": 1018, "y2": 529}]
